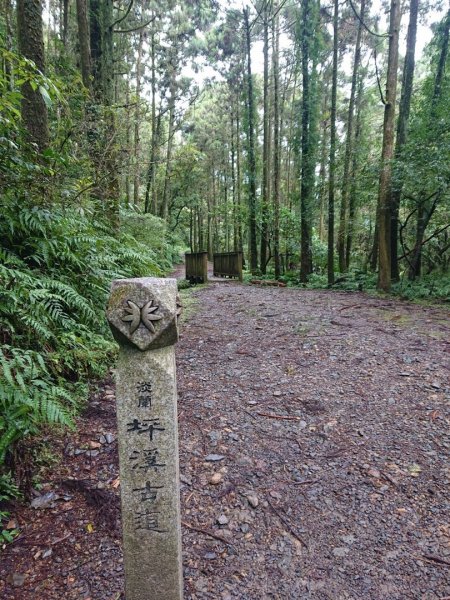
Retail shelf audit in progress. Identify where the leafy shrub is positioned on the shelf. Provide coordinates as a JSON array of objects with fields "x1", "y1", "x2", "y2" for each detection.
[
  {"x1": 0, "y1": 200, "x2": 169, "y2": 493},
  {"x1": 120, "y1": 210, "x2": 184, "y2": 269},
  {"x1": 392, "y1": 273, "x2": 450, "y2": 302}
]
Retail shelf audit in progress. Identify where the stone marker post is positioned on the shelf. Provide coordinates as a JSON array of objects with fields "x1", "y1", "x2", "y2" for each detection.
[{"x1": 106, "y1": 278, "x2": 183, "y2": 600}]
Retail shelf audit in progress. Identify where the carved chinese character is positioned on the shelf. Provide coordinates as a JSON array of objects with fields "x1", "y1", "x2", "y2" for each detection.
[
  {"x1": 137, "y1": 381, "x2": 153, "y2": 394},
  {"x1": 133, "y1": 482, "x2": 163, "y2": 503},
  {"x1": 138, "y1": 395, "x2": 152, "y2": 408},
  {"x1": 136, "y1": 381, "x2": 153, "y2": 408},
  {"x1": 134, "y1": 509, "x2": 167, "y2": 533},
  {"x1": 126, "y1": 418, "x2": 165, "y2": 441},
  {"x1": 129, "y1": 448, "x2": 166, "y2": 472}
]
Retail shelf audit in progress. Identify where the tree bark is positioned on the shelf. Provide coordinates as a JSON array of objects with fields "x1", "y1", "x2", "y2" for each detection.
[
  {"x1": 125, "y1": 59, "x2": 132, "y2": 207},
  {"x1": 3, "y1": 0, "x2": 14, "y2": 87},
  {"x1": 273, "y1": 3, "x2": 281, "y2": 279},
  {"x1": 299, "y1": 0, "x2": 314, "y2": 282},
  {"x1": 236, "y1": 99, "x2": 243, "y2": 251},
  {"x1": 327, "y1": 0, "x2": 339, "y2": 286},
  {"x1": 133, "y1": 30, "x2": 144, "y2": 205},
  {"x1": 17, "y1": 0, "x2": 49, "y2": 152},
  {"x1": 161, "y1": 79, "x2": 176, "y2": 220},
  {"x1": 90, "y1": 0, "x2": 114, "y2": 104},
  {"x1": 260, "y1": 3, "x2": 270, "y2": 274},
  {"x1": 345, "y1": 74, "x2": 364, "y2": 269},
  {"x1": 338, "y1": 0, "x2": 365, "y2": 273},
  {"x1": 145, "y1": 23, "x2": 158, "y2": 214},
  {"x1": 377, "y1": 0, "x2": 401, "y2": 291},
  {"x1": 76, "y1": 0, "x2": 92, "y2": 91},
  {"x1": 243, "y1": 7, "x2": 259, "y2": 274},
  {"x1": 390, "y1": 0, "x2": 419, "y2": 280}
]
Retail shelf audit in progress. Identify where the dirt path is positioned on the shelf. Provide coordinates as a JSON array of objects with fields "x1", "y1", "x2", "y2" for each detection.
[{"x1": 1, "y1": 283, "x2": 449, "y2": 599}]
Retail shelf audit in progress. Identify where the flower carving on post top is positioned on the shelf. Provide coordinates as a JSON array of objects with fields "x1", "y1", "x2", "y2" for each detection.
[
  {"x1": 106, "y1": 278, "x2": 178, "y2": 351},
  {"x1": 122, "y1": 299, "x2": 163, "y2": 334}
]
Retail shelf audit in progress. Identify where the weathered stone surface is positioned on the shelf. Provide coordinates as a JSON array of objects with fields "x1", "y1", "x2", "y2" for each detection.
[
  {"x1": 106, "y1": 278, "x2": 178, "y2": 351},
  {"x1": 108, "y1": 277, "x2": 183, "y2": 600}
]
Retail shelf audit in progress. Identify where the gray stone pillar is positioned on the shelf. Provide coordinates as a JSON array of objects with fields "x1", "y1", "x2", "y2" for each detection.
[{"x1": 106, "y1": 278, "x2": 183, "y2": 600}]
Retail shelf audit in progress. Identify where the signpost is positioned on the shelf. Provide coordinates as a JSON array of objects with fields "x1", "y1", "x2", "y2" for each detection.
[{"x1": 106, "y1": 278, "x2": 183, "y2": 600}]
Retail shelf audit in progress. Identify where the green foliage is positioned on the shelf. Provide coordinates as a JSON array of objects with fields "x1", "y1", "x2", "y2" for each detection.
[
  {"x1": 0, "y1": 511, "x2": 19, "y2": 547},
  {"x1": 392, "y1": 273, "x2": 450, "y2": 302},
  {"x1": 0, "y1": 474, "x2": 20, "y2": 547},
  {"x1": 121, "y1": 210, "x2": 184, "y2": 269},
  {"x1": 0, "y1": 199, "x2": 171, "y2": 491}
]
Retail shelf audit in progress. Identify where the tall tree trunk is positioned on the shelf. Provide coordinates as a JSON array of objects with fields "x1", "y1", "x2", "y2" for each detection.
[
  {"x1": 17, "y1": 0, "x2": 49, "y2": 152},
  {"x1": 338, "y1": 0, "x2": 365, "y2": 272},
  {"x1": 345, "y1": 74, "x2": 364, "y2": 269},
  {"x1": 62, "y1": 0, "x2": 69, "y2": 47},
  {"x1": 230, "y1": 108, "x2": 238, "y2": 252},
  {"x1": 318, "y1": 101, "x2": 328, "y2": 244},
  {"x1": 273, "y1": 4, "x2": 281, "y2": 279},
  {"x1": 125, "y1": 64, "x2": 132, "y2": 207},
  {"x1": 3, "y1": 0, "x2": 14, "y2": 87},
  {"x1": 431, "y1": 10, "x2": 450, "y2": 108},
  {"x1": 76, "y1": 0, "x2": 92, "y2": 91},
  {"x1": 133, "y1": 30, "x2": 144, "y2": 205},
  {"x1": 390, "y1": 0, "x2": 419, "y2": 280},
  {"x1": 377, "y1": 0, "x2": 401, "y2": 291},
  {"x1": 144, "y1": 111, "x2": 161, "y2": 214},
  {"x1": 260, "y1": 4, "x2": 270, "y2": 274},
  {"x1": 299, "y1": 0, "x2": 314, "y2": 282},
  {"x1": 243, "y1": 7, "x2": 259, "y2": 274},
  {"x1": 161, "y1": 81, "x2": 176, "y2": 220},
  {"x1": 224, "y1": 155, "x2": 230, "y2": 251},
  {"x1": 327, "y1": 0, "x2": 339, "y2": 286},
  {"x1": 407, "y1": 198, "x2": 437, "y2": 280},
  {"x1": 145, "y1": 24, "x2": 158, "y2": 214},
  {"x1": 90, "y1": 0, "x2": 114, "y2": 104},
  {"x1": 207, "y1": 177, "x2": 213, "y2": 259},
  {"x1": 89, "y1": 0, "x2": 118, "y2": 228},
  {"x1": 236, "y1": 99, "x2": 243, "y2": 251}
]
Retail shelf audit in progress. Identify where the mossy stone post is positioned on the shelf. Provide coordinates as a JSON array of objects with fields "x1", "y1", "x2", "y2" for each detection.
[{"x1": 106, "y1": 278, "x2": 183, "y2": 600}]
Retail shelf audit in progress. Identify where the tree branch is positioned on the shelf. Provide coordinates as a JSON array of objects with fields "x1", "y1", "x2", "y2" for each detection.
[
  {"x1": 114, "y1": 16, "x2": 155, "y2": 34},
  {"x1": 374, "y1": 49, "x2": 387, "y2": 105},
  {"x1": 348, "y1": 0, "x2": 388, "y2": 38},
  {"x1": 398, "y1": 224, "x2": 450, "y2": 261},
  {"x1": 110, "y1": 0, "x2": 134, "y2": 29}
]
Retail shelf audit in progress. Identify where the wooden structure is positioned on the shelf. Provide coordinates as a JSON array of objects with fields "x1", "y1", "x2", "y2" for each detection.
[
  {"x1": 185, "y1": 251, "x2": 208, "y2": 283},
  {"x1": 213, "y1": 252, "x2": 243, "y2": 281}
]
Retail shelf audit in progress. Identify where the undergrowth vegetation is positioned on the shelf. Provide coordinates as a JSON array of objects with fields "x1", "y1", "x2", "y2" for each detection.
[
  {"x1": 245, "y1": 269, "x2": 450, "y2": 302},
  {"x1": 0, "y1": 201, "x2": 178, "y2": 493}
]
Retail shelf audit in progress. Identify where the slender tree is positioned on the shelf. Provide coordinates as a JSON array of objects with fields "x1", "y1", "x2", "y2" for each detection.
[
  {"x1": 299, "y1": 0, "x2": 316, "y2": 282},
  {"x1": 327, "y1": 0, "x2": 339, "y2": 286},
  {"x1": 243, "y1": 6, "x2": 259, "y2": 274},
  {"x1": 273, "y1": 1, "x2": 281, "y2": 279},
  {"x1": 17, "y1": 0, "x2": 49, "y2": 151},
  {"x1": 260, "y1": 0, "x2": 270, "y2": 274},
  {"x1": 390, "y1": 0, "x2": 419, "y2": 280},
  {"x1": 377, "y1": 0, "x2": 401, "y2": 291},
  {"x1": 133, "y1": 29, "x2": 144, "y2": 205},
  {"x1": 338, "y1": 0, "x2": 365, "y2": 273},
  {"x1": 76, "y1": 0, "x2": 92, "y2": 91}
]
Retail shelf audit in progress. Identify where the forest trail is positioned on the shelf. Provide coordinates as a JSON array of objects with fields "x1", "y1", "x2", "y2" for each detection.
[{"x1": 1, "y1": 283, "x2": 449, "y2": 599}]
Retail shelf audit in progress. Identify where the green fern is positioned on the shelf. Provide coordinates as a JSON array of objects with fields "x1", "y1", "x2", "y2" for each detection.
[{"x1": 0, "y1": 197, "x2": 173, "y2": 482}]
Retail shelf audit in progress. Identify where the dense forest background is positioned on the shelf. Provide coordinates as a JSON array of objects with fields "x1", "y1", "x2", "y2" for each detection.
[{"x1": 0, "y1": 0, "x2": 449, "y2": 517}]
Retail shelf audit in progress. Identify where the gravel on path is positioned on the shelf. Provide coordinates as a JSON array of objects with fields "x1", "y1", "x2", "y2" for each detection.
[{"x1": 1, "y1": 282, "x2": 449, "y2": 600}]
